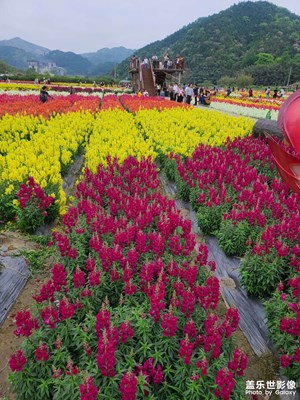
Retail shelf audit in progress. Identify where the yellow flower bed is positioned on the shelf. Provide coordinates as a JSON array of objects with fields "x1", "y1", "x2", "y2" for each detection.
[
  {"x1": 84, "y1": 109, "x2": 155, "y2": 173},
  {"x1": 84, "y1": 108, "x2": 254, "y2": 173},
  {"x1": 0, "y1": 111, "x2": 94, "y2": 213},
  {"x1": 0, "y1": 82, "x2": 38, "y2": 91},
  {"x1": 135, "y1": 107, "x2": 254, "y2": 155},
  {"x1": 0, "y1": 114, "x2": 41, "y2": 153}
]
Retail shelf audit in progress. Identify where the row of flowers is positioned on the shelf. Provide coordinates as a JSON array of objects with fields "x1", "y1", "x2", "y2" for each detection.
[
  {"x1": 210, "y1": 101, "x2": 279, "y2": 120},
  {"x1": 84, "y1": 107, "x2": 253, "y2": 172},
  {"x1": 0, "y1": 102, "x2": 254, "y2": 226},
  {"x1": 216, "y1": 90, "x2": 286, "y2": 103},
  {"x1": 0, "y1": 82, "x2": 132, "y2": 93},
  {"x1": 9, "y1": 156, "x2": 247, "y2": 400},
  {"x1": 0, "y1": 89, "x2": 107, "y2": 98},
  {"x1": 0, "y1": 92, "x2": 284, "y2": 121},
  {"x1": 213, "y1": 96, "x2": 283, "y2": 110},
  {"x1": 0, "y1": 110, "x2": 96, "y2": 221},
  {"x1": 119, "y1": 95, "x2": 189, "y2": 113},
  {"x1": 134, "y1": 107, "x2": 254, "y2": 149},
  {"x1": 0, "y1": 94, "x2": 187, "y2": 118},
  {"x1": 162, "y1": 135, "x2": 300, "y2": 384},
  {"x1": 0, "y1": 93, "x2": 100, "y2": 118}
]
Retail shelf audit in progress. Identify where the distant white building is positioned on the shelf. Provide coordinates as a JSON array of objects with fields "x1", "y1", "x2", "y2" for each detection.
[
  {"x1": 27, "y1": 59, "x2": 40, "y2": 72},
  {"x1": 27, "y1": 60, "x2": 65, "y2": 76}
]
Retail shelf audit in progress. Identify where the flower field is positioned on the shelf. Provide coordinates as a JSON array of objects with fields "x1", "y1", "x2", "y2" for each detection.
[
  {"x1": 0, "y1": 93, "x2": 253, "y2": 225},
  {"x1": 210, "y1": 95, "x2": 283, "y2": 120},
  {"x1": 1, "y1": 91, "x2": 299, "y2": 398},
  {"x1": 0, "y1": 81, "x2": 132, "y2": 95}
]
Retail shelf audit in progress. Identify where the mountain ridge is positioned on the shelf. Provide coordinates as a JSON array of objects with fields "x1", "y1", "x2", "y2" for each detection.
[
  {"x1": 0, "y1": 37, "x2": 134, "y2": 76},
  {"x1": 0, "y1": 37, "x2": 50, "y2": 56}
]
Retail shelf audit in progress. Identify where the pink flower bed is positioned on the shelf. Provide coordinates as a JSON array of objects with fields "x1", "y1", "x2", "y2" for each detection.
[
  {"x1": 9, "y1": 156, "x2": 246, "y2": 399},
  {"x1": 163, "y1": 135, "x2": 300, "y2": 383}
]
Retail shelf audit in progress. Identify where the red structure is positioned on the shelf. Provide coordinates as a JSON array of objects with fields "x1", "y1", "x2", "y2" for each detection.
[{"x1": 267, "y1": 90, "x2": 300, "y2": 194}]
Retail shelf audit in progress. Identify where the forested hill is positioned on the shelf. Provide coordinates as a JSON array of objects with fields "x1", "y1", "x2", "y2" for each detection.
[{"x1": 118, "y1": 1, "x2": 300, "y2": 85}]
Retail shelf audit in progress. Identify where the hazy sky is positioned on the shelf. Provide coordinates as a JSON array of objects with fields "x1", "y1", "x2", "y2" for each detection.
[{"x1": 1, "y1": 0, "x2": 300, "y2": 53}]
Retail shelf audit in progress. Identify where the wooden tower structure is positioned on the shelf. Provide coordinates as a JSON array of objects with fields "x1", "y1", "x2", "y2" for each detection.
[{"x1": 129, "y1": 57, "x2": 184, "y2": 95}]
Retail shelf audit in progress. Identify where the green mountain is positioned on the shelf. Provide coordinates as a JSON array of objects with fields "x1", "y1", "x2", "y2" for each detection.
[
  {"x1": 119, "y1": 1, "x2": 300, "y2": 85},
  {"x1": 46, "y1": 50, "x2": 93, "y2": 76},
  {"x1": 0, "y1": 38, "x2": 134, "y2": 77},
  {"x1": 0, "y1": 37, "x2": 50, "y2": 56},
  {"x1": 89, "y1": 62, "x2": 117, "y2": 76},
  {"x1": 81, "y1": 46, "x2": 135, "y2": 65},
  {"x1": 0, "y1": 46, "x2": 30, "y2": 69},
  {"x1": 0, "y1": 59, "x2": 20, "y2": 74}
]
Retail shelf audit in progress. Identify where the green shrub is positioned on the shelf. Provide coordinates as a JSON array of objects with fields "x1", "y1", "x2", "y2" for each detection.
[
  {"x1": 217, "y1": 220, "x2": 252, "y2": 257},
  {"x1": 164, "y1": 157, "x2": 178, "y2": 182},
  {"x1": 189, "y1": 186, "x2": 201, "y2": 212},
  {"x1": 240, "y1": 249, "x2": 287, "y2": 298},
  {"x1": 175, "y1": 174, "x2": 190, "y2": 203},
  {"x1": 197, "y1": 205, "x2": 224, "y2": 236}
]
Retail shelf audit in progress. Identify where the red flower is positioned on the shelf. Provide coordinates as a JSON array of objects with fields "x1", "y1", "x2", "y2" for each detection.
[
  {"x1": 153, "y1": 365, "x2": 164, "y2": 384},
  {"x1": 214, "y1": 368, "x2": 235, "y2": 400},
  {"x1": 120, "y1": 321, "x2": 134, "y2": 343},
  {"x1": 280, "y1": 354, "x2": 293, "y2": 368},
  {"x1": 35, "y1": 343, "x2": 49, "y2": 362},
  {"x1": 73, "y1": 267, "x2": 86, "y2": 288},
  {"x1": 9, "y1": 350, "x2": 27, "y2": 372},
  {"x1": 80, "y1": 376, "x2": 98, "y2": 400},
  {"x1": 161, "y1": 312, "x2": 178, "y2": 337},
  {"x1": 120, "y1": 370, "x2": 138, "y2": 400},
  {"x1": 227, "y1": 348, "x2": 247, "y2": 376},
  {"x1": 196, "y1": 358, "x2": 209, "y2": 375},
  {"x1": 179, "y1": 334, "x2": 194, "y2": 365},
  {"x1": 13, "y1": 309, "x2": 39, "y2": 337}
]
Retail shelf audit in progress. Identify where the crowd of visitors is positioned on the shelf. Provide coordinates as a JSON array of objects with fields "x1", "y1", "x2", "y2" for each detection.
[
  {"x1": 165, "y1": 83, "x2": 212, "y2": 105},
  {"x1": 225, "y1": 86, "x2": 286, "y2": 99}
]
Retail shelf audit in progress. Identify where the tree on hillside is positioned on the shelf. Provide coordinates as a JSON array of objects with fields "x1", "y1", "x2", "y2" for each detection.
[
  {"x1": 236, "y1": 74, "x2": 253, "y2": 88},
  {"x1": 0, "y1": 59, "x2": 19, "y2": 74},
  {"x1": 217, "y1": 75, "x2": 236, "y2": 87},
  {"x1": 275, "y1": 51, "x2": 292, "y2": 64},
  {"x1": 255, "y1": 53, "x2": 275, "y2": 65}
]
